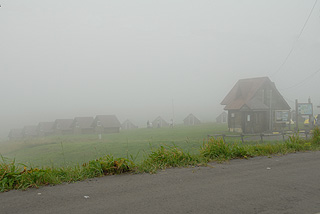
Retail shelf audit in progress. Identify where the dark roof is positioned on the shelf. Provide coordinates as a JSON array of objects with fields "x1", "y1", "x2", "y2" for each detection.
[
  {"x1": 72, "y1": 117, "x2": 94, "y2": 129},
  {"x1": 38, "y1": 122, "x2": 54, "y2": 132},
  {"x1": 221, "y1": 77, "x2": 290, "y2": 110},
  {"x1": 54, "y1": 119, "x2": 73, "y2": 130},
  {"x1": 94, "y1": 115, "x2": 121, "y2": 128}
]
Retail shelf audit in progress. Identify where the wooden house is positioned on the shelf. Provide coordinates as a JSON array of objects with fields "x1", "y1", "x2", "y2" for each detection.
[
  {"x1": 221, "y1": 77, "x2": 290, "y2": 133},
  {"x1": 121, "y1": 119, "x2": 138, "y2": 130},
  {"x1": 22, "y1": 125, "x2": 38, "y2": 138},
  {"x1": 71, "y1": 117, "x2": 95, "y2": 134},
  {"x1": 183, "y1": 114, "x2": 201, "y2": 126},
  {"x1": 152, "y1": 116, "x2": 169, "y2": 128},
  {"x1": 53, "y1": 119, "x2": 74, "y2": 135},
  {"x1": 216, "y1": 112, "x2": 228, "y2": 123},
  {"x1": 92, "y1": 115, "x2": 121, "y2": 134},
  {"x1": 8, "y1": 129, "x2": 23, "y2": 141},
  {"x1": 38, "y1": 122, "x2": 54, "y2": 136}
]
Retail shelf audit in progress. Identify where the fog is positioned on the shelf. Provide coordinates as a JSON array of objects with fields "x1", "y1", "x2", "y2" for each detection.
[{"x1": 0, "y1": 0, "x2": 320, "y2": 139}]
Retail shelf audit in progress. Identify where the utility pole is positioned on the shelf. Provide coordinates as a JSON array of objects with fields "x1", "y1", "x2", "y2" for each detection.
[
  {"x1": 295, "y1": 99, "x2": 298, "y2": 131},
  {"x1": 269, "y1": 89, "x2": 273, "y2": 132}
]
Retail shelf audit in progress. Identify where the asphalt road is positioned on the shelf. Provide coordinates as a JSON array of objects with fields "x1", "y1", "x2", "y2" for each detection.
[{"x1": 1, "y1": 151, "x2": 320, "y2": 214}]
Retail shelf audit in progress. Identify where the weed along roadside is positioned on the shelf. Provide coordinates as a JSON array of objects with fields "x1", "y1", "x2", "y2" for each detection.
[{"x1": 1, "y1": 127, "x2": 320, "y2": 192}]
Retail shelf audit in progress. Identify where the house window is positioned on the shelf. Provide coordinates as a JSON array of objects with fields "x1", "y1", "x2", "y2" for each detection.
[{"x1": 247, "y1": 114, "x2": 251, "y2": 122}]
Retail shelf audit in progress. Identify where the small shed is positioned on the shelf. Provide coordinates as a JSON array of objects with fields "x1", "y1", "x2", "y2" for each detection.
[
  {"x1": 221, "y1": 77, "x2": 290, "y2": 133},
  {"x1": 22, "y1": 126, "x2": 38, "y2": 138},
  {"x1": 8, "y1": 129, "x2": 23, "y2": 141},
  {"x1": 121, "y1": 119, "x2": 138, "y2": 130},
  {"x1": 38, "y1": 122, "x2": 55, "y2": 136},
  {"x1": 152, "y1": 116, "x2": 169, "y2": 128},
  {"x1": 183, "y1": 114, "x2": 201, "y2": 126},
  {"x1": 216, "y1": 112, "x2": 228, "y2": 123},
  {"x1": 92, "y1": 115, "x2": 121, "y2": 134},
  {"x1": 71, "y1": 117, "x2": 95, "y2": 134},
  {"x1": 53, "y1": 119, "x2": 74, "y2": 135}
]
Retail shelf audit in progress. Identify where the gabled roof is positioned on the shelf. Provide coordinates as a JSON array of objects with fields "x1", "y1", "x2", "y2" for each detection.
[
  {"x1": 221, "y1": 77, "x2": 290, "y2": 110},
  {"x1": 38, "y1": 122, "x2": 54, "y2": 133},
  {"x1": 54, "y1": 119, "x2": 73, "y2": 130},
  {"x1": 94, "y1": 115, "x2": 121, "y2": 128},
  {"x1": 183, "y1": 113, "x2": 200, "y2": 122},
  {"x1": 152, "y1": 116, "x2": 168, "y2": 123},
  {"x1": 72, "y1": 117, "x2": 94, "y2": 129}
]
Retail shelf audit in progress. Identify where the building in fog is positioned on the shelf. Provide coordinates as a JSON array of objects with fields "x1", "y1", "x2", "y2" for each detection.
[
  {"x1": 22, "y1": 125, "x2": 38, "y2": 138},
  {"x1": 38, "y1": 122, "x2": 55, "y2": 136},
  {"x1": 8, "y1": 128, "x2": 23, "y2": 141},
  {"x1": 121, "y1": 119, "x2": 138, "y2": 130},
  {"x1": 92, "y1": 115, "x2": 121, "y2": 134},
  {"x1": 152, "y1": 116, "x2": 169, "y2": 128},
  {"x1": 221, "y1": 77, "x2": 290, "y2": 133},
  {"x1": 183, "y1": 114, "x2": 201, "y2": 126},
  {"x1": 53, "y1": 119, "x2": 74, "y2": 135},
  {"x1": 71, "y1": 117, "x2": 95, "y2": 134},
  {"x1": 216, "y1": 112, "x2": 228, "y2": 123}
]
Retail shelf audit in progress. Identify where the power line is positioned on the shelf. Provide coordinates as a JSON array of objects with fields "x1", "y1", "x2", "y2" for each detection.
[
  {"x1": 280, "y1": 68, "x2": 320, "y2": 91},
  {"x1": 270, "y1": 0, "x2": 318, "y2": 77}
]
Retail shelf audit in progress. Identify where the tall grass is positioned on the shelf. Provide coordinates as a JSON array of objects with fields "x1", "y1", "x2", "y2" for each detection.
[{"x1": 1, "y1": 127, "x2": 320, "y2": 192}]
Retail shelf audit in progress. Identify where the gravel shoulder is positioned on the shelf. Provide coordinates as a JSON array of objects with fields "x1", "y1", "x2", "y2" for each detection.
[{"x1": 1, "y1": 151, "x2": 320, "y2": 214}]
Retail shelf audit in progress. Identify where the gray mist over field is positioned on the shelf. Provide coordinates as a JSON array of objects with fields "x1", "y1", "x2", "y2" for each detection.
[{"x1": 0, "y1": 0, "x2": 320, "y2": 139}]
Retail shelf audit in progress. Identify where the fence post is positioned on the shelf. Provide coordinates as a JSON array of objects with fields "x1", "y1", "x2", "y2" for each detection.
[
  {"x1": 282, "y1": 131, "x2": 285, "y2": 141},
  {"x1": 260, "y1": 133, "x2": 264, "y2": 143},
  {"x1": 222, "y1": 134, "x2": 226, "y2": 143},
  {"x1": 240, "y1": 133, "x2": 244, "y2": 144}
]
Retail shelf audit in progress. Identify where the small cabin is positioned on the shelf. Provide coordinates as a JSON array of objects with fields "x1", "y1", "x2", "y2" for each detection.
[{"x1": 221, "y1": 77, "x2": 290, "y2": 133}]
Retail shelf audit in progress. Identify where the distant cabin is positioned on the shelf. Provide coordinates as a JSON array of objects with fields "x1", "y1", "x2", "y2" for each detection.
[
  {"x1": 216, "y1": 112, "x2": 228, "y2": 123},
  {"x1": 8, "y1": 129, "x2": 23, "y2": 141},
  {"x1": 71, "y1": 117, "x2": 95, "y2": 134},
  {"x1": 38, "y1": 122, "x2": 54, "y2": 136},
  {"x1": 22, "y1": 125, "x2": 38, "y2": 138},
  {"x1": 152, "y1": 116, "x2": 169, "y2": 128},
  {"x1": 121, "y1": 119, "x2": 138, "y2": 130},
  {"x1": 183, "y1": 114, "x2": 201, "y2": 126},
  {"x1": 221, "y1": 77, "x2": 290, "y2": 133},
  {"x1": 53, "y1": 119, "x2": 74, "y2": 135},
  {"x1": 92, "y1": 115, "x2": 121, "y2": 134}
]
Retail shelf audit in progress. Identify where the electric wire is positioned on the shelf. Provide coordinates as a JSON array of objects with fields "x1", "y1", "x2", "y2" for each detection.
[
  {"x1": 270, "y1": 0, "x2": 318, "y2": 77},
  {"x1": 280, "y1": 68, "x2": 320, "y2": 91}
]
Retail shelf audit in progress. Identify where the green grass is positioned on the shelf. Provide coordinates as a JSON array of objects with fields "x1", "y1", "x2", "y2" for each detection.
[
  {"x1": 0, "y1": 123, "x2": 228, "y2": 167},
  {"x1": 1, "y1": 126, "x2": 320, "y2": 192}
]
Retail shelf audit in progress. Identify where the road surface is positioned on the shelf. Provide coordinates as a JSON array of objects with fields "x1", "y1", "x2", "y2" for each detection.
[{"x1": 1, "y1": 151, "x2": 320, "y2": 214}]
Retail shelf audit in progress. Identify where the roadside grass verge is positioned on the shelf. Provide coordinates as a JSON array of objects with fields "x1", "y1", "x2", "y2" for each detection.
[{"x1": 1, "y1": 127, "x2": 320, "y2": 192}]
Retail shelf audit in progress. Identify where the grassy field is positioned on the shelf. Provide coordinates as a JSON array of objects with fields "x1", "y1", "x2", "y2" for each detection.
[{"x1": 0, "y1": 123, "x2": 230, "y2": 167}]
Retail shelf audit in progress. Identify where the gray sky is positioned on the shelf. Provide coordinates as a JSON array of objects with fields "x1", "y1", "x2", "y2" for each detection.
[{"x1": 1, "y1": 0, "x2": 320, "y2": 138}]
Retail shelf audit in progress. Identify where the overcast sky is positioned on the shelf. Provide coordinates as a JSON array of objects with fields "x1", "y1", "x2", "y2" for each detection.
[{"x1": 0, "y1": 0, "x2": 320, "y2": 138}]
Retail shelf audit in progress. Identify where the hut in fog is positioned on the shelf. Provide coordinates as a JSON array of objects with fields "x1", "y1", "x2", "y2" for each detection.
[
  {"x1": 22, "y1": 125, "x2": 38, "y2": 138},
  {"x1": 38, "y1": 122, "x2": 54, "y2": 136},
  {"x1": 53, "y1": 119, "x2": 74, "y2": 135},
  {"x1": 71, "y1": 117, "x2": 95, "y2": 134},
  {"x1": 8, "y1": 129, "x2": 23, "y2": 141},
  {"x1": 221, "y1": 77, "x2": 290, "y2": 133},
  {"x1": 121, "y1": 119, "x2": 138, "y2": 130},
  {"x1": 152, "y1": 116, "x2": 169, "y2": 128},
  {"x1": 216, "y1": 112, "x2": 228, "y2": 123},
  {"x1": 92, "y1": 115, "x2": 121, "y2": 133},
  {"x1": 183, "y1": 114, "x2": 201, "y2": 126}
]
